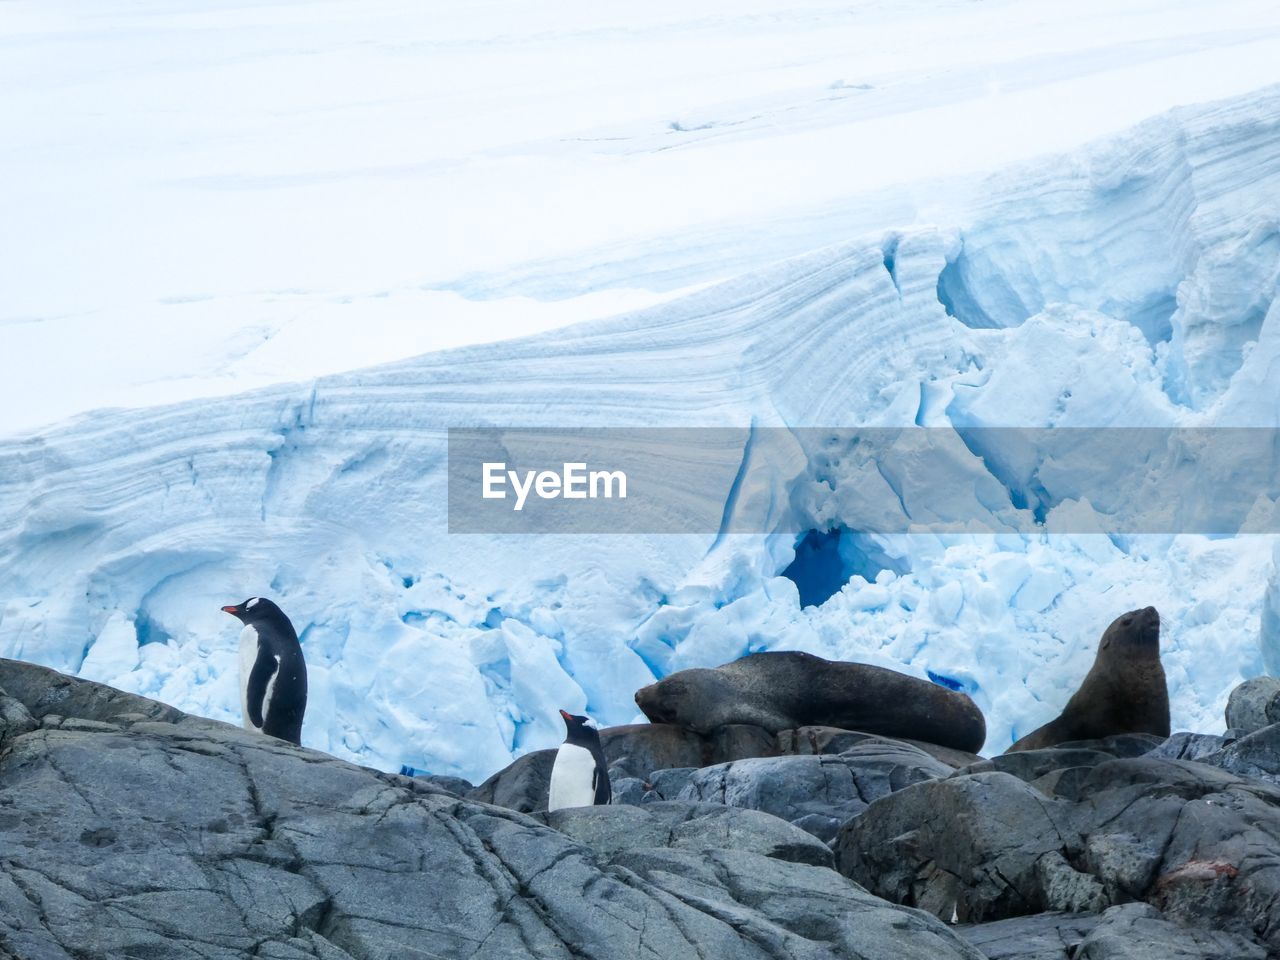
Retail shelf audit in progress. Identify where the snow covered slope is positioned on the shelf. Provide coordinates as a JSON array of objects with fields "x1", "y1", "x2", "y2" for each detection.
[
  {"x1": 5, "y1": 0, "x2": 1280, "y2": 433},
  {"x1": 4, "y1": 85, "x2": 1280, "y2": 780}
]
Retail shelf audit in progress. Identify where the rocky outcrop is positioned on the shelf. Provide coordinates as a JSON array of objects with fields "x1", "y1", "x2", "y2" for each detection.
[
  {"x1": 1144, "y1": 731, "x2": 1235, "y2": 761},
  {"x1": 670, "y1": 739, "x2": 953, "y2": 841},
  {"x1": 1197, "y1": 720, "x2": 1280, "y2": 784},
  {"x1": 12, "y1": 658, "x2": 1280, "y2": 959},
  {"x1": 472, "y1": 721, "x2": 976, "y2": 815},
  {"x1": 958, "y1": 904, "x2": 1267, "y2": 960},
  {"x1": 0, "y1": 659, "x2": 984, "y2": 960},
  {"x1": 835, "y1": 748, "x2": 1280, "y2": 953},
  {"x1": 1224, "y1": 676, "x2": 1280, "y2": 735},
  {"x1": 536, "y1": 801, "x2": 835, "y2": 868}
]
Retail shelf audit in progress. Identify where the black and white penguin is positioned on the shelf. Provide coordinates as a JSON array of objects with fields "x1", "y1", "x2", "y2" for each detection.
[
  {"x1": 547, "y1": 709, "x2": 610, "y2": 811},
  {"x1": 221, "y1": 597, "x2": 307, "y2": 746}
]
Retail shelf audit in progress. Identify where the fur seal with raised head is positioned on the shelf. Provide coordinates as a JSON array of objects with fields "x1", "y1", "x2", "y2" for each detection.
[
  {"x1": 634, "y1": 651, "x2": 986, "y2": 754},
  {"x1": 1007, "y1": 605, "x2": 1169, "y2": 753}
]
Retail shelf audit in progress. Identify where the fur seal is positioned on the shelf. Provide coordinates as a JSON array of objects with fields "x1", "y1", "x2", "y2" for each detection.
[
  {"x1": 634, "y1": 651, "x2": 986, "y2": 754},
  {"x1": 1007, "y1": 606, "x2": 1169, "y2": 753}
]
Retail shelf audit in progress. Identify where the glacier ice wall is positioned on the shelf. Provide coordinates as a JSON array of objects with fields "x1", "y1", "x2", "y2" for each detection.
[{"x1": 4, "y1": 88, "x2": 1280, "y2": 779}]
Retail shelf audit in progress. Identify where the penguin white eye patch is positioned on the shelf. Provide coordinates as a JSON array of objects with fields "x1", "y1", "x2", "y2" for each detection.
[{"x1": 247, "y1": 597, "x2": 261, "y2": 609}]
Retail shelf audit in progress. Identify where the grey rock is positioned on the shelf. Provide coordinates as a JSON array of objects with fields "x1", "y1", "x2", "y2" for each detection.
[
  {"x1": 676, "y1": 739, "x2": 952, "y2": 841},
  {"x1": 413, "y1": 773, "x2": 473, "y2": 796},
  {"x1": 598, "y1": 721, "x2": 718, "y2": 778},
  {"x1": 836, "y1": 753, "x2": 1280, "y2": 951},
  {"x1": 1199, "y1": 721, "x2": 1280, "y2": 783},
  {"x1": 0, "y1": 687, "x2": 37, "y2": 751},
  {"x1": 958, "y1": 905, "x2": 1268, "y2": 960},
  {"x1": 469, "y1": 722, "x2": 735, "y2": 813},
  {"x1": 954, "y1": 747, "x2": 1119, "y2": 788},
  {"x1": 609, "y1": 775, "x2": 651, "y2": 805},
  {"x1": 957, "y1": 912, "x2": 1099, "y2": 960},
  {"x1": 776, "y1": 725, "x2": 982, "y2": 768},
  {"x1": 1047, "y1": 733, "x2": 1167, "y2": 757},
  {"x1": 0, "y1": 656, "x2": 184, "y2": 725},
  {"x1": 1035, "y1": 851, "x2": 1109, "y2": 913},
  {"x1": 0, "y1": 657, "x2": 985, "y2": 960},
  {"x1": 469, "y1": 746, "x2": 557, "y2": 812},
  {"x1": 1224, "y1": 676, "x2": 1280, "y2": 735},
  {"x1": 538, "y1": 799, "x2": 834, "y2": 868},
  {"x1": 472, "y1": 719, "x2": 968, "y2": 816},
  {"x1": 1145, "y1": 731, "x2": 1235, "y2": 761},
  {"x1": 836, "y1": 771, "x2": 1077, "y2": 921},
  {"x1": 646, "y1": 766, "x2": 697, "y2": 798},
  {"x1": 1075, "y1": 902, "x2": 1266, "y2": 959},
  {"x1": 609, "y1": 847, "x2": 987, "y2": 960}
]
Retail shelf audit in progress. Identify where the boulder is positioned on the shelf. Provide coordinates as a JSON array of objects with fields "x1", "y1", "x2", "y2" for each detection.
[
  {"x1": 1224, "y1": 676, "x2": 1280, "y2": 735},
  {"x1": 955, "y1": 736, "x2": 1164, "y2": 796},
  {"x1": 414, "y1": 773, "x2": 473, "y2": 796},
  {"x1": 1198, "y1": 721, "x2": 1280, "y2": 783},
  {"x1": 0, "y1": 686, "x2": 38, "y2": 751},
  {"x1": 957, "y1": 904, "x2": 1267, "y2": 960},
  {"x1": 1145, "y1": 731, "x2": 1235, "y2": 762},
  {"x1": 674, "y1": 738, "x2": 953, "y2": 841},
  {"x1": 956, "y1": 912, "x2": 1100, "y2": 960},
  {"x1": 468, "y1": 722, "x2": 761, "y2": 813},
  {"x1": 776, "y1": 725, "x2": 982, "y2": 768},
  {"x1": 467, "y1": 747, "x2": 558, "y2": 812},
  {"x1": 1073, "y1": 902, "x2": 1266, "y2": 959},
  {"x1": 835, "y1": 752, "x2": 1280, "y2": 952},
  {"x1": 837, "y1": 771, "x2": 1083, "y2": 921},
  {"x1": 0, "y1": 658, "x2": 986, "y2": 960},
  {"x1": 537, "y1": 800, "x2": 834, "y2": 868},
  {"x1": 472, "y1": 721, "x2": 973, "y2": 815}
]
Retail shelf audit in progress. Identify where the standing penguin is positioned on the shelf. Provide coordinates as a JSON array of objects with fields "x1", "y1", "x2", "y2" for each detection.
[
  {"x1": 221, "y1": 597, "x2": 307, "y2": 746},
  {"x1": 547, "y1": 709, "x2": 611, "y2": 811}
]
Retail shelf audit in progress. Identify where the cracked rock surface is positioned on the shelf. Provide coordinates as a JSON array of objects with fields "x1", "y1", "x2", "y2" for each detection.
[
  {"x1": 0, "y1": 659, "x2": 982, "y2": 960},
  {"x1": 669, "y1": 739, "x2": 954, "y2": 841},
  {"x1": 835, "y1": 746, "x2": 1280, "y2": 954},
  {"x1": 473, "y1": 719, "x2": 971, "y2": 844}
]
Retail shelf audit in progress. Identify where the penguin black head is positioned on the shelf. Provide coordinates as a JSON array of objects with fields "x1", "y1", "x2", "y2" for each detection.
[
  {"x1": 221, "y1": 596, "x2": 288, "y2": 626},
  {"x1": 559, "y1": 709, "x2": 601, "y2": 746}
]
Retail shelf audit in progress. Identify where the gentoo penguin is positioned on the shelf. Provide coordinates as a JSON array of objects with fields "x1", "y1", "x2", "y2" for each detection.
[
  {"x1": 547, "y1": 709, "x2": 611, "y2": 811},
  {"x1": 221, "y1": 597, "x2": 307, "y2": 746}
]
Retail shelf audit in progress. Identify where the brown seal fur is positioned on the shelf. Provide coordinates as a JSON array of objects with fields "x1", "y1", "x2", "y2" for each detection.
[
  {"x1": 634, "y1": 650, "x2": 986, "y2": 754},
  {"x1": 1007, "y1": 606, "x2": 1169, "y2": 753}
]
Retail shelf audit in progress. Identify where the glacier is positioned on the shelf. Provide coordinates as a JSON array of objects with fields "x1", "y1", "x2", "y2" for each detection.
[
  {"x1": 4, "y1": 85, "x2": 1280, "y2": 783},
  {"x1": 6, "y1": 0, "x2": 1280, "y2": 436}
]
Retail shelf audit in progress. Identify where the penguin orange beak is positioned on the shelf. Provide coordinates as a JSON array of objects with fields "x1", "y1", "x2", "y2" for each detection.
[
  {"x1": 221, "y1": 605, "x2": 239, "y2": 615},
  {"x1": 559, "y1": 709, "x2": 572, "y2": 720}
]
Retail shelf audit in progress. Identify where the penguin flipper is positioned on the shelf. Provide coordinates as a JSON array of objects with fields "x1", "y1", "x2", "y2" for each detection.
[
  {"x1": 246, "y1": 648, "x2": 279, "y2": 730},
  {"x1": 592, "y1": 765, "x2": 611, "y2": 806}
]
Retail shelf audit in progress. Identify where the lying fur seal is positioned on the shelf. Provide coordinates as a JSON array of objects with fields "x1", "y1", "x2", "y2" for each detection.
[
  {"x1": 1007, "y1": 606, "x2": 1169, "y2": 753},
  {"x1": 634, "y1": 651, "x2": 986, "y2": 754}
]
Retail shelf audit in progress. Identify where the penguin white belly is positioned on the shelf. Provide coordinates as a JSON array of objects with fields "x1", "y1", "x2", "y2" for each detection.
[
  {"x1": 238, "y1": 625, "x2": 260, "y2": 731},
  {"x1": 548, "y1": 743, "x2": 599, "y2": 811},
  {"x1": 238, "y1": 625, "x2": 278, "y2": 732}
]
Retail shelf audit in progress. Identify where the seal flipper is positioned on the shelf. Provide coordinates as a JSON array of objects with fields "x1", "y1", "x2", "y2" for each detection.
[{"x1": 245, "y1": 647, "x2": 279, "y2": 730}]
